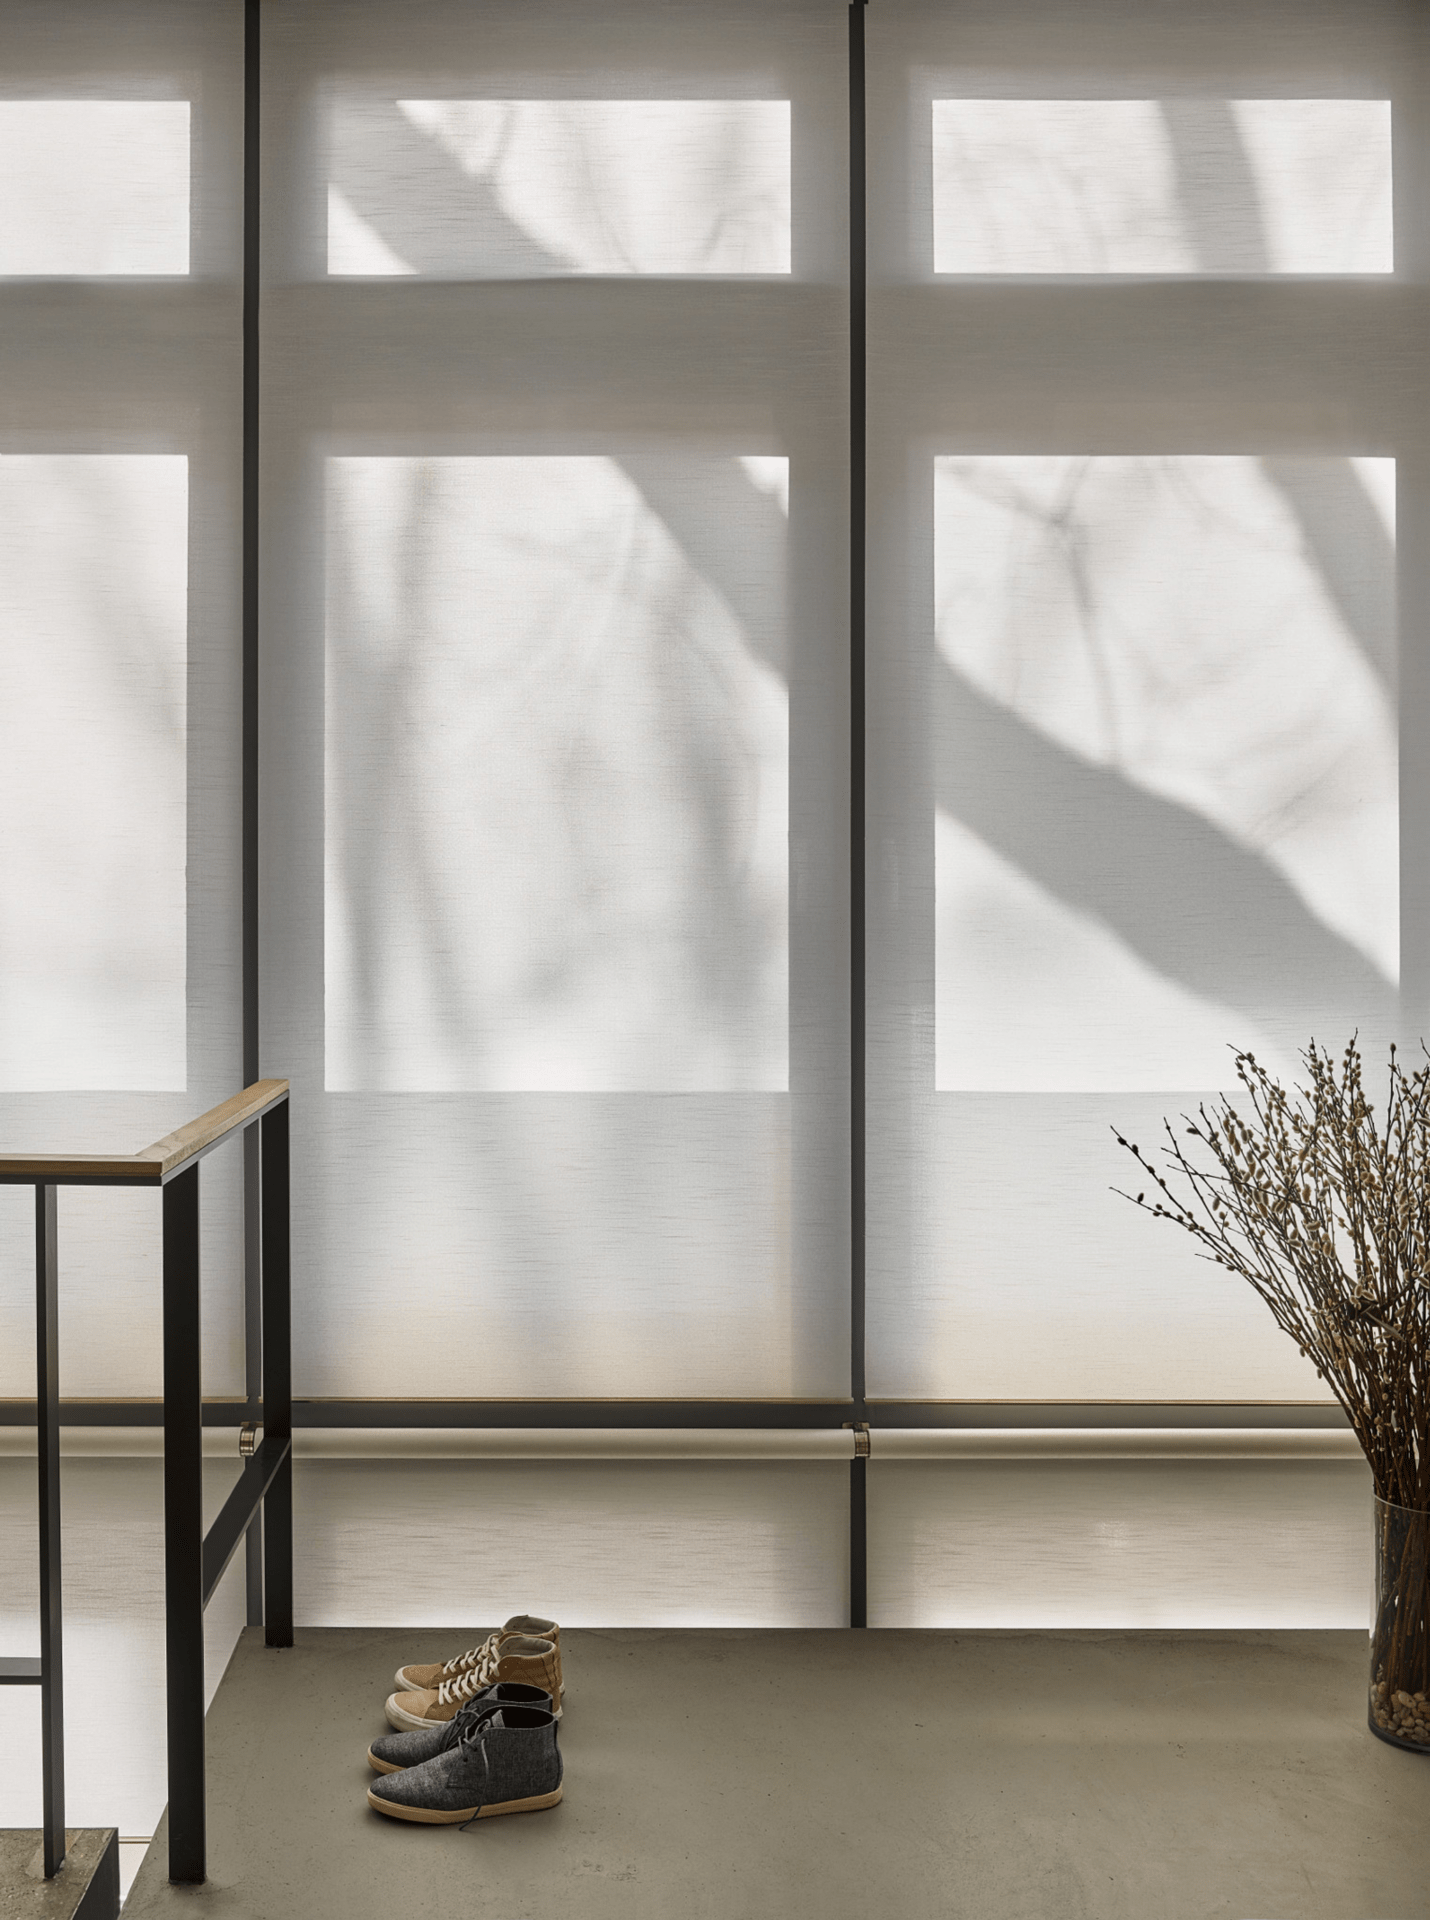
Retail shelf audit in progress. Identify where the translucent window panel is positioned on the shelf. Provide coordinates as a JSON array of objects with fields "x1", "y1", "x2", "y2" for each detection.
[
  {"x1": 934, "y1": 455, "x2": 1396, "y2": 1091},
  {"x1": 923, "y1": 1094, "x2": 1333, "y2": 1402},
  {"x1": 293, "y1": 1459, "x2": 848, "y2": 1626},
  {"x1": 328, "y1": 99, "x2": 791, "y2": 276},
  {"x1": 326, "y1": 455, "x2": 788, "y2": 1093},
  {"x1": 0, "y1": 456, "x2": 187, "y2": 1091},
  {"x1": 298, "y1": 1097, "x2": 804, "y2": 1398},
  {"x1": 931, "y1": 100, "x2": 1391, "y2": 274},
  {"x1": 868, "y1": 1458, "x2": 1369, "y2": 1629},
  {"x1": 0, "y1": 103, "x2": 190, "y2": 275}
]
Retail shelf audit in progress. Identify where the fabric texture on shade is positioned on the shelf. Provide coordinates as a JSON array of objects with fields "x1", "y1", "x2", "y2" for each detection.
[
  {"x1": 930, "y1": 98, "x2": 1392, "y2": 275},
  {"x1": 259, "y1": 0, "x2": 850, "y2": 1400},
  {"x1": 0, "y1": 454, "x2": 189, "y2": 1092},
  {"x1": 324, "y1": 453, "x2": 789, "y2": 1095},
  {"x1": 868, "y1": 1458, "x2": 1370, "y2": 1628},
  {"x1": 0, "y1": 0, "x2": 245, "y2": 1398},
  {"x1": 0, "y1": 100, "x2": 190, "y2": 274},
  {"x1": 865, "y1": 0, "x2": 1422, "y2": 1402},
  {"x1": 328, "y1": 97, "x2": 792, "y2": 277},
  {"x1": 933, "y1": 453, "x2": 1396, "y2": 1093}
]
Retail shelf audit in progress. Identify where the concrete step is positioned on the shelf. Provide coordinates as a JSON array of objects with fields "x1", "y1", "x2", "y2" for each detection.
[
  {"x1": 0, "y1": 1829, "x2": 117, "y2": 1920},
  {"x1": 124, "y1": 1625, "x2": 1418, "y2": 1919}
]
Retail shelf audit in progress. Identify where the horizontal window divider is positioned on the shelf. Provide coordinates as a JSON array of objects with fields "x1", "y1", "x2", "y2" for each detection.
[
  {"x1": 863, "y1": 1401, "x2": 1352, "y2": 1431},
  {"x1": 0, "y1": 1409, "x2": 1357, "y2": 1463},
  {"x1": 0, "y1": 1397, "x2": 1350, "y2": 1431}
]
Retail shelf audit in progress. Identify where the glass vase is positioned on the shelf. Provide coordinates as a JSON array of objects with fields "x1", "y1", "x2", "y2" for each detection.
[{"x1": 1370, "y1": 1497, "x2": 1430, "y2": 1752}]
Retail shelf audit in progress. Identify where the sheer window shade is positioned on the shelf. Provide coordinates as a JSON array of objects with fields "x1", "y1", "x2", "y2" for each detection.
[
  {"x1": 0, "y1": 0, "x2": 244, "y2": 1398},
  {"x1": 260, "y1": 0, "x2": 849, "y2": 1400},
  {"x1": 0, "y1": 100, "x2": 191, "y2": 274},
  {"x1": 328, "y1": 98, "x2": 792, "y2": 277},
  {"x1": 866, "y1": 0, "x2": 1427, "y2": 1402},
  {"x1": 930, "y1": 99, "x2": 1392, "y2": 275},
  {"x1": 324, "y1": 453, "x2": 790, "y2": 1094}
]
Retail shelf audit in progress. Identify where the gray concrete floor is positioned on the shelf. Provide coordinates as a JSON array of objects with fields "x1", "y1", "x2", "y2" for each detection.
[
  {"x1": 1, "y1": 1829, "x2": 117, "y2": 1919},
  {"x1": 124, "y1": 1627, "x2": 1424, "y2": 1920}
]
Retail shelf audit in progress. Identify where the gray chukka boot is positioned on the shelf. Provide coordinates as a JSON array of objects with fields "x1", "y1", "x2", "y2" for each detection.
[
  {"x1": 367, "y1": 1705, "x2": 562, "y2": 1825},
  {"x1": 368, "y1": 1684, "x2": 553, "y2": 1774}
]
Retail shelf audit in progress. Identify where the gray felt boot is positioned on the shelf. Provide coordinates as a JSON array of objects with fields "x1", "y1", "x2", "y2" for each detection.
[
  {"x1": 366, "y1": 1705, "x2": 562, "y2": 1825},
  {"x1": 368, "y1": 1683, "x2": 554, "y2": 1774}
]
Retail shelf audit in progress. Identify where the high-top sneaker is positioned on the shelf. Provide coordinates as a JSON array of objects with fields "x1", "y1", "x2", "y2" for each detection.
[
  {"x1": 367, "y1": 1705, "x2": 562, "y2": 1825},
  {"x1": 368, "y1": 1683, "x2": 553, "y2": 1775},
  {"x1": 393, "y1": 1617, "x2": 560, "y2": 1693},
  {"x1": 385, "y1": 1635, "x2": 562, "y2": 1732}
]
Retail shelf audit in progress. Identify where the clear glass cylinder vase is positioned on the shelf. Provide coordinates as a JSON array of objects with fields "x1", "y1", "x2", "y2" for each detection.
[{"x1": 1370, "y1": 1497, "x2": 1430, "y2": 1752}]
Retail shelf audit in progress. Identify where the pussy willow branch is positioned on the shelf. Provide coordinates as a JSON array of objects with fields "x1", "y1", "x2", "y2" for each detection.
[{"x1": 1115, "y1": 1039, "x2": 1430, "y2": 1509}]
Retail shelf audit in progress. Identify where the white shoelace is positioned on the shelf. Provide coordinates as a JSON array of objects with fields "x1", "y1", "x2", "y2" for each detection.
[{"x1": 436, "y1": 1636, "x2": 502, "y2": 1706}]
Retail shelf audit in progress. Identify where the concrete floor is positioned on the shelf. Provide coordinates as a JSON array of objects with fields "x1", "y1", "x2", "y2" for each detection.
[
  {"x1": 124, "y1": 1627, "x2": 1424, "y2": 1920},
  {"x1": 0, "y1": 1829, "x2": 118, "y2": 1920}
]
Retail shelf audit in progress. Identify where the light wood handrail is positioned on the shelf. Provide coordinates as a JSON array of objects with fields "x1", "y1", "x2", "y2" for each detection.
[{"x1": 0, "y1": 1079, "x2": 289, "y2": 1185}]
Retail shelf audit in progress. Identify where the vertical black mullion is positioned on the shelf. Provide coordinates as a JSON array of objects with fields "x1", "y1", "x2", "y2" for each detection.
[
  {"x1": 241, "y1": 0, "x2": 260, "y2": 1088},
  {"x1": 35, "y1": 1183, "x2": 64, "y2": 1877},
  {"x1": 163, "y1": 1166, "x2": 206, "y2": 1884},
  {"x1": 848, "y1": 0, "x2": 869, "y2": 1628},
  {"x1": 261, "y1": 1101, "x2": 293, "y2": 1648},
  {"x1": 241, "y1": 0, "x2": 264, "y2": 1628}
]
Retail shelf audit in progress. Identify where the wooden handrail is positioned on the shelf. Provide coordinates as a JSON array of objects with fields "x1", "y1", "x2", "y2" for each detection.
[{"x1": 0, "y1": 1079, "x2": 289, "y2": 1185}]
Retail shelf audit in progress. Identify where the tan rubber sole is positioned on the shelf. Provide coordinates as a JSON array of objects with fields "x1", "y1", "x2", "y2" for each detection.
[
  {"x1": 368, "y1": 1750, "x2": 402, "y2": 1775},
  {"x1": 367, "y1": 1784, "x2": 563, "y2": 1824}
]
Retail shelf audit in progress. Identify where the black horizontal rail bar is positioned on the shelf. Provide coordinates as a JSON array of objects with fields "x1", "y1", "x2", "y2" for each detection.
[
  {"x1": 202, "y1": 1437, "x2": 291, "y2": 1608},
  {"x1": 0, "y1": 1397, "x2": 1353, "y2": 1431},
  {"x1": 0, "y1": 1656, "x2": 42, "y2": 1684},
  {"x1": 291, "y1": 1399, "x2": 862, "y2": 1430}
]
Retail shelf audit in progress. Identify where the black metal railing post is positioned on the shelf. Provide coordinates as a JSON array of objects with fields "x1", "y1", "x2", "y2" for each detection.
[
  {"x1": 162, "y1": 1164, "x2": 206, "y2": 1884},
  {"x1": 35, "y1": 1181, "x2": 65, "y2": 1877},
  {"x1": 260, "y1": 1099, "x2": 293, "y2": 1647},
  {"x1": 3, "y1": 1079, "x2": 290, "y2": 1888}
]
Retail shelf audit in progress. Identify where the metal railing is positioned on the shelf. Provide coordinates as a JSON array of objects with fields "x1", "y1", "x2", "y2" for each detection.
[{"x1": 0, "y1": 1079, "x2": 292, "y2": 1886}]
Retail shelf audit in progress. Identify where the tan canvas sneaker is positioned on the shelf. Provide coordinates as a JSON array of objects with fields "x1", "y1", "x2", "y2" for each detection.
[
  {"x1": 393, "y1": 1615, "x2": 560, "y2": 1695},
  {"x1": 385, "y1": 1635, "x2": 563, "y2": 1733}
]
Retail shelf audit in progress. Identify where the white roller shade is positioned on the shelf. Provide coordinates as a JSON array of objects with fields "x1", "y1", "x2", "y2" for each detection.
[
  {"x1": 259, "y1": 0, "x2": 851, "y2": 1400},
  {"x1": 0, "y1": 0, "x2": 244, "y2": 1398},
  {"x1": 865, "y1": 0, "x2": 1427, "y2": 1401}
]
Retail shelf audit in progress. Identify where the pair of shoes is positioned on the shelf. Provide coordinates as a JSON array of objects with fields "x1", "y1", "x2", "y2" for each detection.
[
  {"x1": 385, "y1": 1616, "x2": 563, "y2": 1733},
  {"x1": 367, "y1": 1693, "x2": 563, "y2": 1826},
  {"x1": 368, "y1": 1619, "x2": 565, "y2": 1826}
]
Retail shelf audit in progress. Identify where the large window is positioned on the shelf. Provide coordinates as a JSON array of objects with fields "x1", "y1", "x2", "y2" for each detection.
[{"x1": 0, "y1": 10, "x2": 1412, "y2": 1794}]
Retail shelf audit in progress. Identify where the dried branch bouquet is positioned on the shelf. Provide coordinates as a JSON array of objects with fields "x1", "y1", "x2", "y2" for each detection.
[{"x1": 1114, "y1": 1038, "x2": 1430, "y2": 1746}]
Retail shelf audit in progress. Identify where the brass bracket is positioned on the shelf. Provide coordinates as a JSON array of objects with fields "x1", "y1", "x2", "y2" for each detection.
[
  {"x1": 843, "y1": 1422, "x2": 872, "y2": 1457},
  {"x1": 238, "y1": 1422, "x2": 260, "y2": 1458}
]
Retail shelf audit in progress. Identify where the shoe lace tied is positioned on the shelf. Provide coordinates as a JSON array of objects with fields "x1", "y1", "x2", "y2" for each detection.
[
  {"x1": 437, "y1": 1698, "x2": 502, "y2": 1757},
  {"x1": 454, "y1": 1706, "x2": 500, "y2": 1831},
  {"x1": 437, "y1": 1635, "x2": 502, "y2": 1706}
]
